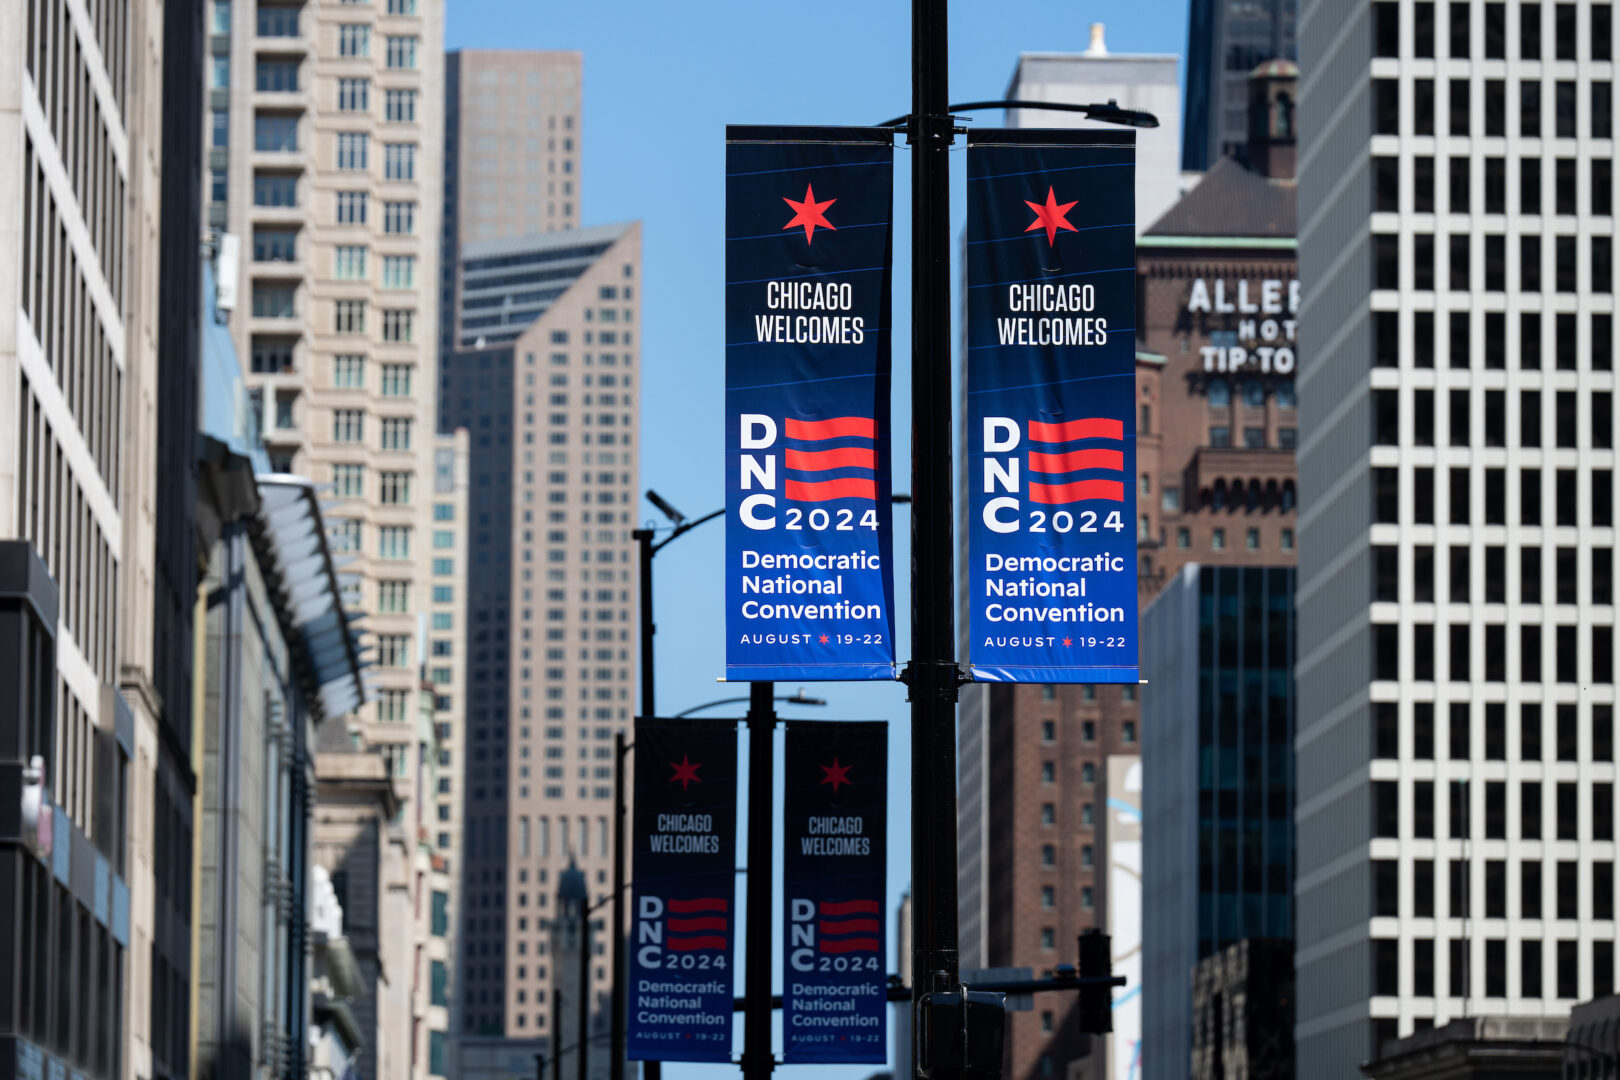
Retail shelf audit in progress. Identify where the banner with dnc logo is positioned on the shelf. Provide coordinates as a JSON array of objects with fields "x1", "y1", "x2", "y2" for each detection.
[
  {"x1": 782, "y1": 721, "x2": 887, "y2": 1064},
  {"x1": 724, "y1": 126, "x2": 897, "y2": 682},
  {"x1": 966, "y1": 130, "x2": 1140, "y2": 684},
  {"x1": 627, "y1": 719, "x2": 739, "y2": 1062}
]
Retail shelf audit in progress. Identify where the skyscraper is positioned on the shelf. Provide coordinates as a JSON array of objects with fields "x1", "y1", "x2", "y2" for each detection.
[
  {"x1": 210, "y1": 0, "x2": 454, "y2": 1069},
  {"x1": 439, "y1": 50, "x2": 582, "y2": 365},
  {"x1": 1182, "y1": 0, "x2": 1297, "y2": 170},
  {"x1": 441, "y1": 223, "x2": 641, "y2": 1047},
  {"x1": 2, "y1": 0, "x2": 162, "y2": 1074},
  {"x1": 1296, "y1": 1, "x2": 1618, "y2": 1071}
]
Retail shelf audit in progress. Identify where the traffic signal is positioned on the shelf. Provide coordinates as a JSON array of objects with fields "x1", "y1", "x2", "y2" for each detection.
[
  {"x1": 917, "y1": 988, "x2": 1007, "y2": 1079},
  {"x1": 1078, "y1": 929, "x2": 1113, "y2": 1034}
]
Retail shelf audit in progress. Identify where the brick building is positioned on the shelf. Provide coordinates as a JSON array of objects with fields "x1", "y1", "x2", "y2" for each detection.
[{"x1": 957, "y1": 61, "x2": 1301, "y2": 1080}]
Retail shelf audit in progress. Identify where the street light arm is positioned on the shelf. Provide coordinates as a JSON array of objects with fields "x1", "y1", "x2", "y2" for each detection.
[
  {"x1": 877, "y1": 98, "x2": 1160, "y2": 129},
  {"x1": 675, "y1": 692, "x2": 828, "y2": 718},
  {"x1": 650, "y1": 507, "x2": 727, "y2": 555}
]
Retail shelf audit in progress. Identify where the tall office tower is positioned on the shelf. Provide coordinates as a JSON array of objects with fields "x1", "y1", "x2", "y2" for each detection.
[
  {"x1": 957, "y1": 65, "x2": 1299, "y2": 1080},
  {"x1": 123, "y1": 3, "x2": 209, "y2": 1079},
  {"x1": 440, "y1": 223, "x2": 641, "y2": 1044},
  {"x1": 1002, "y1": 23, "x2": 1186, "y2": 235},
  {"x1": 2, "y1": 0, "x2": 157, "y2": 1075},
  {"x1": 1182, "y1": 0, "x2": 1297, "y2": 170},
  {"x1": 1141, "y1": 565, "x2": 1296, "y2": 1080},
  {"x1": 1296, "y1": 1, "x2": 1619, "y2": 1072},
  {"x1": 439, "y1": 50, "x2": 582, "y2": 365},
  {"x1": 209, "y1": 0, "x2": 452, "y2": 1068}
]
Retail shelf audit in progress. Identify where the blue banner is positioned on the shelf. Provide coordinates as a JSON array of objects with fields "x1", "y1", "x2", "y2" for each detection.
[
  {"x1": 966, "y1": 130, "x2": 1140, "y2": 683},
  {"x1": 627, "y1": 719, "x2": 738, "y2": 1062},
  {"x1": 782, "y1": 721, "x2": 888, "y2": 1063},
  {"x1": 725, "y1": 126, "x2": 897, "y2": 682}
]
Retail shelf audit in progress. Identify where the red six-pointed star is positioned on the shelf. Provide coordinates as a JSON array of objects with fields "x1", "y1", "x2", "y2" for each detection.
[
  {"x1": 820, "y1": 757, "x2": 853, "y2": 793},
  {"x1": 1062, "y1": 637, "x2": 1073, "y2": 647},
  {"x1": 819, "y1": 634, "x2": 830, "y2": 644},
  {"x1": 669, "y1": 754, "x2": 703, "y2": 791},
  {"x1": 1024, "y1": 186, "x2": 1079, "y2": 246},
  {"x1": 783, "y1": 183, "x2": 837, "y2": 244}
]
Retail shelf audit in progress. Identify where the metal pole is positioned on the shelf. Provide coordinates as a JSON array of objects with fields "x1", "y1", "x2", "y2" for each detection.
[
  {"x1": 611, "y1": 732, "x2": 627, "y2": 1080},
  {"x1": 553, "y1": 987, "x2": 563, "y2": 1080},
  {"x1": 635, "y1": 528, "x2": 656, "y2": 719},
  {"x1": 742, "y1": 682, "x2": 777, "y2": 1080},
  {"x1": 580, "y1": 897, "x2": 591, "y2": 1080},
  {"x1": 906, "y1": 0, "x2": 960, "y2": 1074},
  {"x1": 632, "y1": 525, "x2": 659, "y2": 1080}
]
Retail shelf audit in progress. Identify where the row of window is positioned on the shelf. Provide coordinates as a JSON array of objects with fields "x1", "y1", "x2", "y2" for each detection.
[
  {"x1": 331, "y1": 464, "x2": 413, "y2": 503},
  {"x1": 1373, "y1": 700, "x2": 1615, "y2": 761},
  {"x1": 1209, "y1": 425, "x2": 1299, "y2": 449},
  {"x1": 1376, "y1": 857, "x2": 1613, "y2": 924},
  {"x1": 1373, "y1": 1, "x2": 1611, "y2": 63},
  {"x1": 1376, "y1": 777, "x2": 1617, "y2": 842},
  {"x1": 1376, "y1": 155, "x2": 1614, "y2": 217},
  {"x1": 335, "y1": 79, "x2": 418, "y2": 122},
  {"x1": 1207, "y1": 378, "x2": 1298, "y2": 408},
  {"x1": 1158, "y1": 524, "x2": 1298, "y2": 552},
  {"x1": 1373, "y1": 77, "x2": 1613, "y2": 141},
  {"x1": 372, "y1": 580, "x2": 455, "y2": 617},
  {"x1": 1374, "y1": 543, "x2": 1616, "y2": 605},
  {"x1": 1372, "y1": 464, "x2": 1615, "y2": 526},
  {"x1": 1372, "y1": 936, "x2": 1609, "y2": 1005},
  {"x1": 1373, "y1": 310, "x2": 1614, "y2": 370},
  {"x1": 334, "y1": 25, "x2": 420, "y2": 68},
  {"x1": 1372, "y1": 621, "x2": 1616, "y2": 683},
  {"x1": 1373, "y1": 232, "x2": 1615, "y2": 294},
  {"x1": 335, "y1": 133, "x2": 419, "y2": 179},
  {"x1": 1373, "y1": 387, "x2": 1614, "y2": 448}
]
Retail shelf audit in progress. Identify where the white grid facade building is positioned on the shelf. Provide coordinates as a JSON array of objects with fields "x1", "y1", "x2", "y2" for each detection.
[{"x1": 1297, "y1": 0, "x2": 1618, "y2": 1071}]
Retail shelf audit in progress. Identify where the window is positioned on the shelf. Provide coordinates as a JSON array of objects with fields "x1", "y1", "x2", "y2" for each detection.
[
  {"x1": 382, "y1": 309, "x2": 415, "y2": 342},
  {"x1": 333, "y1": 355, "x2": 364, "y2": 388},
  {"x1": 434, "y1": 504, "x2": 456, "y2": 521},
  {"x1": 384, "y1": 201, "x2": 416, "y2": 234},
  {"x1": 336, "y1": 131, "x2": 369, "y2": 170},
  {"x1": 334, "y1": 300, "x2": 366, "y2": 335},
  {"x1": 253, "y1": 229, "x2": 297, "y2": 262},
  {"x1": 388, "y1": 0, "x2": 418, "y2": 12},
  {"x1": 1208, "y1": 378, "x2": 1230, "y2": 406},
  {"x1": 386, "y1": 35, "x2": 419, "y2": 68},
  {"x1": 380, "y1": 471, "x2": 412, "y2": 504},
  {"x1": 252, "y1": 340, "x2": 295, "y2": 373},
  {"x1": 384, "y1": 143, "x2": 416, "y2": 180},
  {"x1": 1522, "y1": 81, "x2": 1542, "y2": 137},
  {"x1": 1374, "y1": 79, "x2": 1398, "y2": 135},
  {"x1": 381, "y1": 363, "x2": 412, "y2": 397},
  {"x1": 377, "y1": 633, "x2": 411, "y2": 667},
  {"x1": 332, "y1": 409, "x2": 364, "y2": 443},
  {"x1": 1041, "y1": 762, "x2": 1055, "y2": 784},
  {"x1": 380, "y1": 417, "x2": 413, "y2": 450},
  {"x1": 257, "y1": 5, "x2": 299, "y2": 36},
  {"x1": 382, "y1": 255, "x2": 415, "y2": 289},
  {"x1": 1209, "y1": 426, "x2": 1231, "y2": 448},
  {"x1": 213, "y1": 1, "x2": 232, "y2": 33},
  {"x1": 254, "y1": 113, "x2": 298, "y2": 152},
  {"x1": 338, "y1": 24, "x2": 370, "y2": 56},
  {"x1": 333, "y1": 464, "x2": 364, "y2": 497},
  {"x1": 378, "y1": 580, "x2": 411, "y2": 614},
  {"x1": 333, "y1": 245, "x2": 367, "y2": 280},
  {"x1": 337, "y1": 77, "x2": 368, "y2": 111},
  {"x1": 432, "y1": 559, "x2": 453, "y2": 576},
  {"x1": 336, "y1": 190, "x2": 368, "y2": 224},
  {"x1": 1122, "y1": 721, "x2": 1137, "y2": 743},
  {"x1": 377, "y1": 689, "x2": 410, "y2": 722},
  {"x1": 1212, "y1": 527, "x2": 1226, "y2": 550},
  {"x1": 252, "y1": 283, "x2": 296, "y2": 318},
  {"x1": 329, "y1": 519, "x2": 361, "y2": 553},
  {"x1": 210, "y1": 167, "x2": 228, "y2": 203},
  {"x1": 385, "y1": 89, "x2": 418, "y2": 122},
  {"x1": 255, "y1": 58, "x2": 298, "y2": 92},
  {"x1": 1041, "y1": 844, "x2": 1055, "y2": 868},
  {"x1": 1373, "y1": 1, "x2": 1398, "y2": 55}
]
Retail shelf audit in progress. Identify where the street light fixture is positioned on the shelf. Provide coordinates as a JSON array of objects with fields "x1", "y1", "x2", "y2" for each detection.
[{"x1": 674, "y1": 690, "x2": 828, "y2": 717}]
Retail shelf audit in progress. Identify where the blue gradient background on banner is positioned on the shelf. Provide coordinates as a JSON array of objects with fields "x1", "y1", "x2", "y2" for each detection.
[
  {"x1": 965, "y1": 131, "x2": 1141, "y2": 684},
  {"x1": 781, "y1": 721, "x2": 888, "y2": 1064},
  {"x1": 627, "y1": 720, "x2": 740, "y2": 1062},
  {"x1": 725, "y1": 128, "x2": 897, "y2": 682}
]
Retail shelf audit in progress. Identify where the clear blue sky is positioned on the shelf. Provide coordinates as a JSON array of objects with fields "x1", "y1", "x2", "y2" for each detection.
[{"x1": 445, "y1": 2, "x2": 1189, "y2": 1074}]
